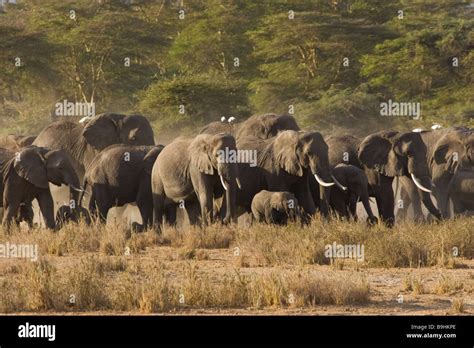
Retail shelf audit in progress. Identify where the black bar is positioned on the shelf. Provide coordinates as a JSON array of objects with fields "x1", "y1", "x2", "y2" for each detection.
[{"x1": 0, "y1": 315, "x2": 472, "y2": 346}]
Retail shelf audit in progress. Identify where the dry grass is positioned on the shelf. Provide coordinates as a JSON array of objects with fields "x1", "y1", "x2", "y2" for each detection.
[
  {"x1": 234, "y1": 218, "x2": 473, "y2": 268},
  {"x1": 0, "y1": 217, "x2": 472, "y2": 314}
]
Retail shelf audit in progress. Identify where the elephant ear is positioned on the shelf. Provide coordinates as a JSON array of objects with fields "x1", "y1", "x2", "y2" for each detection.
[
  {"x1": 189, "y1": 136, "x2": 214, "y2": 175},
  {"x1": 13, "y1": 147, "x2": 49, "y2": 189},
  {"x1": 358, "y1": 133, "x2": 404, "y2": 177},
  {"x1": 433, "y1": 140, "x2": 464, "y2": 174},
  {"x1": 82, "y1": 113, "x2": 121, "y2": 150},
  {"x1": 272, "y1": 131, "x2": 303, "y2": 176},
  {"x1": 143, "y1": 145, "x2": 164, "y2": 175}
]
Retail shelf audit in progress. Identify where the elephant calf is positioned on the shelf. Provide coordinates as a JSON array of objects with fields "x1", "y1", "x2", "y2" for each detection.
[
  {"x1": 329, "y1": 164, "x2": 378, "y2": 225},
  {"x1": 251, "y1": 190, "x2": 299, "y2": 225},
  {"x1": 448, "y1": 169, "x2": 474, "y2": 215},
  {"x1": 80, "y1": 144, "x2": 164, "y2": 231},
  {"x1": 55, "y1": 205, "x2": 91, "y2": 229}
]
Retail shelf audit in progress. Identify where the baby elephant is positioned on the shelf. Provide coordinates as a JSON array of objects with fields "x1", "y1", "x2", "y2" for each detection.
[
  {"x1": 55, "y1": 205, "x2": 91, "y2": 229},
  {"x1": 251, "y1": 190, "x2": 299, "y2": 225},
  {"x1": 448, "y1": 169, "x2": 474, "y2": 216},
  {"x1": 329, "y1": 163, "x2": 378, "y2": 225},
  {"x1": 80, "y1": 144, "x2": 164, "y2": 231}
]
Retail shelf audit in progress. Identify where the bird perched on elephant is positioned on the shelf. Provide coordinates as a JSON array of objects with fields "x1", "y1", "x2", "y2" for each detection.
[
  {"x1": 251, "y1": 190, "x2": 299, "y2": 225},
  {"x1": 55, "y1": 205, "x2": 91, "y2": 229},
  {"x1": 200, "y1": 113, "x2": 300, "y2": 141},
  {"x1": 199, "y1": 116, "x2": 239, "y2": 136},
  {"x1": 329, "y1": 163, "x2": 378, "y2": 225},
  {"x1": 79, "y1": 144, "x2": 164, "y2": 231},
  {"x1": 447, "y1": 169, "x2": 474, "y2": 216},
  {"x1": 0, "y1": 146, "x2": 82, "y2": 230},
  {"x1": 236, "y1": 130, "x2": 342, "y2": 221},
  {"x1": 0, "y1": 134, "x2": 36, "y2": 151},
  {"x1": 33, "y1": 113, "x2": 155, "y2": 211},
  {"x1": 326, "y1": 130, "x2": 441, "y2": 226},
  {"x1": 152, "y1": 133, "x2": 240, "y2": 232}
]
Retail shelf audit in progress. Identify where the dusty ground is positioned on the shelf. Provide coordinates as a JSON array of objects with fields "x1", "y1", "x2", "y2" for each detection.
[{"x1": 0, "y1": 220, "x2": 474, "y2": 315}]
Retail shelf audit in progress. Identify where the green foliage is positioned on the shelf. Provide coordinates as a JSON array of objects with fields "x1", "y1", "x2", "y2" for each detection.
[{"x1": 0, "y1": 0, "x2": 472, "y2": 138}]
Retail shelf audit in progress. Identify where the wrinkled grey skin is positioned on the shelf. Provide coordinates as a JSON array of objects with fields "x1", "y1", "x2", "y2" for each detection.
[
  {"x1": 397, "y1": 127, "x2": 474, "y2": 220},
  {"x1": 152, "y1": 134, "x2": 239, "y2": 232},
  {"x1": 236, "y1": 130, "x2": 334, "y2": 221},
  {"x1": 200, "y1": 113, "x2": 300, "y2": 141},
  {"x1": 79, "y1": 144, "x2": 164, "y2": 231},
  {"x1": 448, "y1": 169, "x2": 474, "y2": 215},
  {"x1": 0, "y1": 134, "x2": 36, "y2": 150},
  {"x1": 55, "y1": 205, "x2": 91, "y2": 229},
  {"x1": 33, "y1": 113, "x2": 155, "y2": 211},
  {"x1": 0, "y1": 146, "x2": 81, "y2": 230},
  {"x1": 329, "y1": 163, "x2": 378, "y2": 224},
  {"x1": 251, "y1": 190, "x2": 299, "y2": 225},
  {"x1": 326, "y1": 131, "x2": 441, "y2": 226}
]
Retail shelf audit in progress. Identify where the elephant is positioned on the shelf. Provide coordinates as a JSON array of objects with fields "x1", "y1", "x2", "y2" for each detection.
[
  {"x1": 397, "y1": 127, "x2": 473, "y2": 220},
  {"x1": 326, "y1": 130, "x2": 442, "y2": 226},
  {"x1": 200, "y1": 113, "x2": 300, "y2": 141},
  {"x1": 152, "y1": 133, "x2": 239, "y2": 232},
  {"x1": 0, "y1": 134, "x2": 36, "y2": 150},
  {"x1": 329, "y1": 163, "x2": 378, "y2": 224},
  {"x1": 235, "y1": 130, "x2": 341, "y2": 221},
  {"x1": 55, "y1": 205, "x2": 91, "y2": 229},
  {"x1": 79, "y1": 144, "x2": 164, "y2": 231},
  {"x1": 251, "y1": 190, "x2": 299, "y2": 225},
  {"x1": 0, "y1": 146, "x2": 81, "y2": 230},
  {"x1": 236, "y1": 113, "x2": 300, "y2": 140},
  {"x1": 447, "y1": 169, "x2": 474, "y2": 215},
  {"x1": 199, "y1": 117, "x2": 239, "y2": 136},
  {"x1": 33, "y1": 113, "x2": 155, "y2": 213}
]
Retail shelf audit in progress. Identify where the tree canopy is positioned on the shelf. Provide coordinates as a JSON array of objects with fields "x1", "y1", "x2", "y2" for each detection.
[{"x1": 0, "y1": 0, "x2": 472, "y2": 138}]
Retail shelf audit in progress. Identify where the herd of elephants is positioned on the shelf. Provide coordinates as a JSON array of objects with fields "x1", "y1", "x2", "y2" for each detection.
[{"x1": 0, "y1": 112, "x2": 473, "y2": 232}]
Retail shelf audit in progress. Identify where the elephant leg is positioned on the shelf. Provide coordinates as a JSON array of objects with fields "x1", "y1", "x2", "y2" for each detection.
[
  {"x1": 185, "y1": 198, "x2": 201, "y2": 226},
  {"x1": 36, "y1": 190, "x2": 55, "y2": 230},
  {"x1": 369, "y1": 175, "x2": 394, "y2": 227},
  {"x1": 2, "y1": 200, "x2": 21, "y2": 230},
  {"x1": 295, "y1": 184, "x2": 316, "y2": 223},
  {"x1": 348, "y1": 194, "x2": 358, "y2": 221},
  {"x1": 329, "y1": 189, "x2": 347, "y2": 219},
  {"x1": 92, "y1": 188, "x2": 111, "y2": 223},
  {"x1": 152, "y1": 175, "x2": 166, "y2": 233},
  {"x1": 197, "y1": 189, "x2": 213, "y2": 226},
  {"x1": 395, "y1": 179, "x2": 411, "y2": 221},
  {"x1": 165, "y1": 203, "x2": 177, "y2": 226},
  {"x1": 18, "y1": 203, "x2": 34, "y2": 227},
  {"x1": 136, "y1": 184, "x2": 153, "y2": 230}
]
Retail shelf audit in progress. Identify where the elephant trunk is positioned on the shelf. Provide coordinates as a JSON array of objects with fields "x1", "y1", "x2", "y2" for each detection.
[
  {"x1": 217, "y1": 163, "x2": 238, "y2": 223},
  {"x1": 360, "y1": 191, "x2": 377, "y2": 225},
  {"x1": 410, "y1": 174, "x2": 442, "y2": 220},
  {"x1": 64, "y1": 172, "x2": 82, "y2": 208}
]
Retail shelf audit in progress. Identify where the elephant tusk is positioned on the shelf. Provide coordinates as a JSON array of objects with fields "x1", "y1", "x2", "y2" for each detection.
[
  {"x1": 410, "y1": 173, "x2": 432, "y2": 193},
  {"x1": 314, "y1": 173, "x2": 335, "y2": 187},
  {"x1": 236, "y1": 177, "x2": 242, "y2": 190},
  {"x1": 70, "y1": 185, "x2": 84, "y2": 193},
  {"x1": 220, "y1": 175, "x2": 228, "y2": 191},
  {"x1": 331, "y1": 174, "x2": 347, "y2": 191}
]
